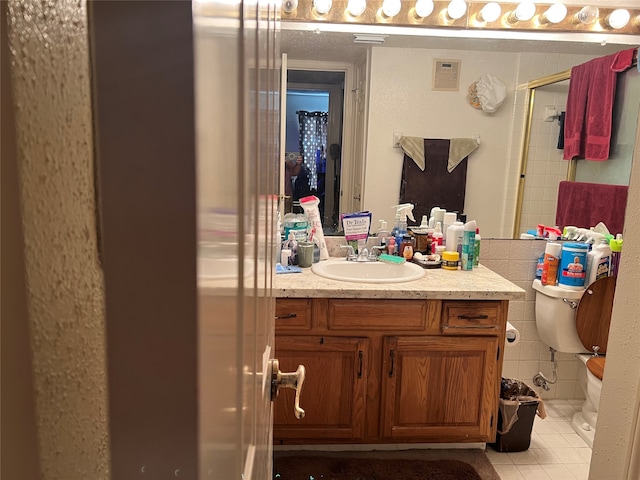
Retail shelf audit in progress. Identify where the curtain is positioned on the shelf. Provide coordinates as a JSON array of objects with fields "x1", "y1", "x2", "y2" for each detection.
[{"x1": 297, "y1": 110, "x2": 327, "y2": 191}]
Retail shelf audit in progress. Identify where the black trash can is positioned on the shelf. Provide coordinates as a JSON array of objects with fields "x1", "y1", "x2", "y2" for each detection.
[{"x1": 489, "y1": 378, "x2": 543, "y2": 452}]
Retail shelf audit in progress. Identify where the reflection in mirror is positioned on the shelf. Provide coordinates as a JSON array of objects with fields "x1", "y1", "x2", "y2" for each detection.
[
  {"x1": 284, "y1": 70, "x2": 345, "y2": 232},
  {"x1": 281, "y1": 26, "x2": 639, "y2": 238}
]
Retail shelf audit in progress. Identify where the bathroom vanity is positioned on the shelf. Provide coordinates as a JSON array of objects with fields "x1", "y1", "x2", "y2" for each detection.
[{"x1": 273, "y1": 264, "x2": 524, "y2": 444}]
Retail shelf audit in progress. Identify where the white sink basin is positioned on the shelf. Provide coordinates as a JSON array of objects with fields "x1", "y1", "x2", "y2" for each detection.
[{"x1": 311, "y1": 258, "x2": 425, "y2": 284}]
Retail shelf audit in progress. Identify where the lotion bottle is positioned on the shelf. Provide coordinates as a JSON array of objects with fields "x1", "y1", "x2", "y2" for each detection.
[{"x1": 432, "y1": 222, "x2": 444, "y2": 247}]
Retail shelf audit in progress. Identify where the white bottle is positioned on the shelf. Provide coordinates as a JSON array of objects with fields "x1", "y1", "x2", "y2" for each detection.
[
  {"x1": 432, "y1": 222, "x2": 444, "y2": 247},
  {"x1": 446, "y1": 221, "x2": 464, "y2": 253},
  {"x1": 376, "y1": 219, "x2": 390, "y2": 248},
  {"x1": 442, "y1": 212, "x2": 457, "y2": 242},
  {"x1": 586, "y1": 240, "x2": 612, "y2": 286}
]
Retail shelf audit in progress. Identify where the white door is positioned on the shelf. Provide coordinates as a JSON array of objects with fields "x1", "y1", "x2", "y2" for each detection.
[
  {"x1": 350, "y1": 51, "x2": 371, "y2": 213},
  {"x1": 194, "y1": 2, "x2": 303, "y2": 480}
]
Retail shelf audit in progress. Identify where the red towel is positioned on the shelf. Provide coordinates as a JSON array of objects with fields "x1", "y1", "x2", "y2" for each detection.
[
  {"x1": 563, "y1": 48, "x2": 636, "y2": 162},
  {"x1": 555, "y1": 181, "x2": 628, "y2": 236}
]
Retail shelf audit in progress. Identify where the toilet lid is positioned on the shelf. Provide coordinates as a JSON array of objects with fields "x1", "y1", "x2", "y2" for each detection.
[
  {"x1": 586, "y1": 357, "x2": 606, "y2": 381},
  {"x1": 576, "y1": 276, "x2": 617, "y2": 355}
]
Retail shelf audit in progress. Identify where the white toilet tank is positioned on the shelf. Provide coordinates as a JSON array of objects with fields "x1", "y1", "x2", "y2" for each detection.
[{"x1": 532, "y1": 279, "x2": 588, "y2": 353}]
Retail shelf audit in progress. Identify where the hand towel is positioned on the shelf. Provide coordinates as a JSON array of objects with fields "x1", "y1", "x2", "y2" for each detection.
[
  {"x1": 448, "y1": 138, "x2": 478, "y2": 172},
  {"x1": 399, "y1": 136, "x2": 426, "y2": 171},
  {"x1": 563, "y1": 48, "x2": 635, "y2": 162}
]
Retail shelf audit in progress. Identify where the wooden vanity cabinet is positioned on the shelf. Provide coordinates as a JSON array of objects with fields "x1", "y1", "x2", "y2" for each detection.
[{"x1": 274, "y1": 298, "x2": 506, "y2": 444}]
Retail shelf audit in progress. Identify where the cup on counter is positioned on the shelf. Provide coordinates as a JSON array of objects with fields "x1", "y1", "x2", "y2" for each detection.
[{"x1": 297, "y1": 242, "x2": 314, "y2": 268}]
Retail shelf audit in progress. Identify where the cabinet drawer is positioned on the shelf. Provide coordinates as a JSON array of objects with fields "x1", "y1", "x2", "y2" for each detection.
[
  {"x1": 275, "y1": 299, "x2": 312, "y2": 330},
  {"x1": 327, "y1": 299, "x2": 429, "y2": 331},
  {"x1": 441, "y1": 301, "x2": 502, "y2": 335}
]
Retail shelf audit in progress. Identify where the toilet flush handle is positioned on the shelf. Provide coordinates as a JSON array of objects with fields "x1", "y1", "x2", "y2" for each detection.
[
  {"x1": 592, "y1": 346, "x2": 600, "y2": 357},
  {"x1": 562, "y1": 298, "x2": 579, "y2": 309}
]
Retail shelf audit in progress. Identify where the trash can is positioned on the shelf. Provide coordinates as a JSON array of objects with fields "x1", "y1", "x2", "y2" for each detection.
[{"x1": 489, "y1": 378, "x2": 546, "y2": 452}]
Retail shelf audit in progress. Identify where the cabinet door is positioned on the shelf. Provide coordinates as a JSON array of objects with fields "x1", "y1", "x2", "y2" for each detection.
[
  {"x1": 381, "y1": 336, "x2": 499, "y2": 442},
  {"x1": 274, "y1": 336, "x2": 368, "y2": 440}
]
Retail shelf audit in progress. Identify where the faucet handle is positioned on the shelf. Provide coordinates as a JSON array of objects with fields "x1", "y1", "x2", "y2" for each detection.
[
  {"x1": 339, "y1": 244, "x2": 356, "y2": 260},
  {"x1": 370, "y1": 245, "x2": 385, "y2": 259}
]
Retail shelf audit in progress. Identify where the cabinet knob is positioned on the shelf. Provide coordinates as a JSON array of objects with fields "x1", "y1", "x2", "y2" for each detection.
[{"x1": 269, "y1": 359, "x2": 306, "y2": 419}]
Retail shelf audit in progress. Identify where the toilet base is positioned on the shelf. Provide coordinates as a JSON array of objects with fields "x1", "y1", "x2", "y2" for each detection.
[{"x1": 571, "y1": 411, "x2": 595, "y2": 448}]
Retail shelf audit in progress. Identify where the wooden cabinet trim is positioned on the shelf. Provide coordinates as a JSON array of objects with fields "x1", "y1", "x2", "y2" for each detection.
[
  {"x1": 327, "y1": 299, "x2": 435, "y2": 331},
  {"x1": 275, "y1": 298, "x2": 312, "y2": 331}
]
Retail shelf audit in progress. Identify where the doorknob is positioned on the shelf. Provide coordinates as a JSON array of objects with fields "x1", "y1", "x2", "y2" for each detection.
[
  {"x1": 269, "y1": 359, "x2": 305, "y2": 419},
  {"x1": 353, "y1": 194, "x2": 361, "y2": 200}
]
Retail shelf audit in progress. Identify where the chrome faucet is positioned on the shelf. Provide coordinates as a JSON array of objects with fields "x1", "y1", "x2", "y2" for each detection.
[{"x1": 339, "y1": 244, "x2": 383, "y2": 262}]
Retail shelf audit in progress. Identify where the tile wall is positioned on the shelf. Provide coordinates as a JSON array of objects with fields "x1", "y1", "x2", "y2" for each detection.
[
  {"x1": 481, "y1": 238, "x2": 585, "y2": 401},
  {"x1": 503, "y1": 52, "x2": 598, "y2": 238}
]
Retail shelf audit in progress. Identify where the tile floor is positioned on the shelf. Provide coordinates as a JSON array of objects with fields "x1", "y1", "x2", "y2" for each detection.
[{"x1": 486, "y1": 399, "x2": 592, "y2": 480}]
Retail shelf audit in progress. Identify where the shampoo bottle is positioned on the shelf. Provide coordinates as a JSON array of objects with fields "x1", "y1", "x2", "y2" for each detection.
[{"x1": 461, "y1": 220, "x2": 476, "y2": 271}]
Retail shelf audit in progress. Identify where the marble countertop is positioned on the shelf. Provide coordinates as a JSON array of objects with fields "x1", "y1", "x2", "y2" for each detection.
[{"x1": 274, "y1": 260, "x2": 525, "y2": 300}]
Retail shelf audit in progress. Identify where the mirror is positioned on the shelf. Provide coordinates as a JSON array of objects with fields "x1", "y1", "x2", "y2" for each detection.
[{"x1": 281, "y1": 26, "x2": 639, "y2": 238}]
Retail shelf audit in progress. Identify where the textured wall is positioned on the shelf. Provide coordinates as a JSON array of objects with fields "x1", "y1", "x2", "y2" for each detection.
[
  {"x1": 589, "y1": 111, "x2": 640, "y2": 478},
  {"x1": 7, "y1": 1, "x2": 110, "y2": 478}
]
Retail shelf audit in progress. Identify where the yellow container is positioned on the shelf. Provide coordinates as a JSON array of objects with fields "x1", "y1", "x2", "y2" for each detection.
[{"x1": 442, "y1": 251, "x2": 459, "y2": 270}]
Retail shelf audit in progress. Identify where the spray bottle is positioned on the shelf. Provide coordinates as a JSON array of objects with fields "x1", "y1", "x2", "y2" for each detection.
[
  {"x1": 585, "y1": 236, "x2": 612, "y2": 286},
  {"x1": 392, "y1": 204, "x2": 415, "y2": 248}
]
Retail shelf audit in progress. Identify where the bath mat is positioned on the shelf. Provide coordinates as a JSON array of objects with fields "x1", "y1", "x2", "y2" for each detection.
[{"x1": 274, "y1": 449, "x2": 500, "y2": 480}]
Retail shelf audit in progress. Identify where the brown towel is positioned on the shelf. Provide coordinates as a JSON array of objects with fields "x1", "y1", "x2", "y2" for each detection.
[
  {"x1": 449, "y1": 138, "x2": 478, "y2": 172},
  {"x1": 399, "y1": 139, "x2": 468, "y2": 222}
]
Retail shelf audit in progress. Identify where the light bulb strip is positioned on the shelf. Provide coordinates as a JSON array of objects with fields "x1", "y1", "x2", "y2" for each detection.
[{"x1": 283, "y1": 1, "x2": 640, "y2": 36}]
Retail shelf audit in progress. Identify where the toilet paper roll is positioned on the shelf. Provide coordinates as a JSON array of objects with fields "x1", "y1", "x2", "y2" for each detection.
[{"x1": 505, "y1": 321, "x2": 521, "y2": 346}]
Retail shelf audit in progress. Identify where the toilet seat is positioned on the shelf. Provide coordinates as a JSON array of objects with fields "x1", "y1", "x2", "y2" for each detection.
[
  {"x1": 575, "y1": 276, "x2": 617, "y2": 356},
  {"x1": 586, "y1": 357, "x2": 605, "y2": 381}
]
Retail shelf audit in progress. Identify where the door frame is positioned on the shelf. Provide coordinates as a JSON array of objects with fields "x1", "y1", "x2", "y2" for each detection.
[{"x1": 284, "y1": 59, "x2": 356, "y2": 220}]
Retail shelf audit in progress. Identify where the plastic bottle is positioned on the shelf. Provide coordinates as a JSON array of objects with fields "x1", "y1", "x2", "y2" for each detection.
[
  {"x1": 401, "y1": 235, "x2": 414, "y2": 260},
  {"x1": 283, "y1": 231, "x2": 298, "y2": 265},
  {"x1": 387, "y1": 237, "x2": 396, "y2": 255},
  {"x1": 609, "y1": 234, "x2": 623, "y2": 277},
  {"x1": 392, "y1": 204, "x2": 415, "y2": 248},
  {"x1": 473, "y1": 228, "x2": 481, "y2": 267},
  {"x1": 461, "y1": 220, "x2": 476, "y2": 271},
  {"x1": 541, "y1": 242, "x2": 562, "y2": 286},
  {"x1": 377, "y1": 219, "x2": 390, "y2": 248},
  {"x1": 586, "y1": 239, "x2": 612, "y2": 286},
  {"x1": 432, "y1": 222, "x2": 444, "y2": 247},
  {"x1": 442, "y1": 212, "x2": 457, "y2": 244},
  {"x1": 445, "y1": 221, "x2": 464, "y2": 254},
  {"x1": 281, "y1": 248, "x2": 292, "y2": 266},
  {"x1": 283, "y1": 212, "x2": 308, "y2": 242}
]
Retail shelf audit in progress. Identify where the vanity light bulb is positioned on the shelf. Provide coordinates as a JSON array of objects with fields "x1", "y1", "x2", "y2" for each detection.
[
  {"x1": 607, "y1": 9, "x2": 631, "y2": 29},
  {"x1": 414, "y1": 0, "x2": 434, "y2": 18},
  {"x1": 313, "y1": 0, "x2": 332, "y2": 14},
  {"x1": 447, "y1": 0, "x2": 466, "y2": 20},
  {"x1": 382, "y1": 0, "x2": 401, "y2": 18},
  {"x1": 575, "y1": 5, "x2": 598, "y2": 25},
  {"x1": 543, "y1": 3, "x2": 567, "y2": 24},
  {"x1": 347, "y1": 0, "x2": 366, "y2": 16},
  {"x1": 513, "y1": 1, "x2": 535, "y2": 22},
  {"x1": 479, "y1": 2, "x2": 501, "y2": 22}
]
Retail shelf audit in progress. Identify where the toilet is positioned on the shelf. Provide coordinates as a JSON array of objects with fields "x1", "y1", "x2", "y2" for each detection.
[{"x1": 532, "y1": 276, "x2": 616, "y2": 447}]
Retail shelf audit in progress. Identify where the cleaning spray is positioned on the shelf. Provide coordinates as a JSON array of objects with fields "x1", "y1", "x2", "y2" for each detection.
[
  {"x1": 586, "y1": 238, "x2": 612, "y2": 286},
  {"x1": 392, "y1": 204, "x2": 415, "y2": 249}
]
